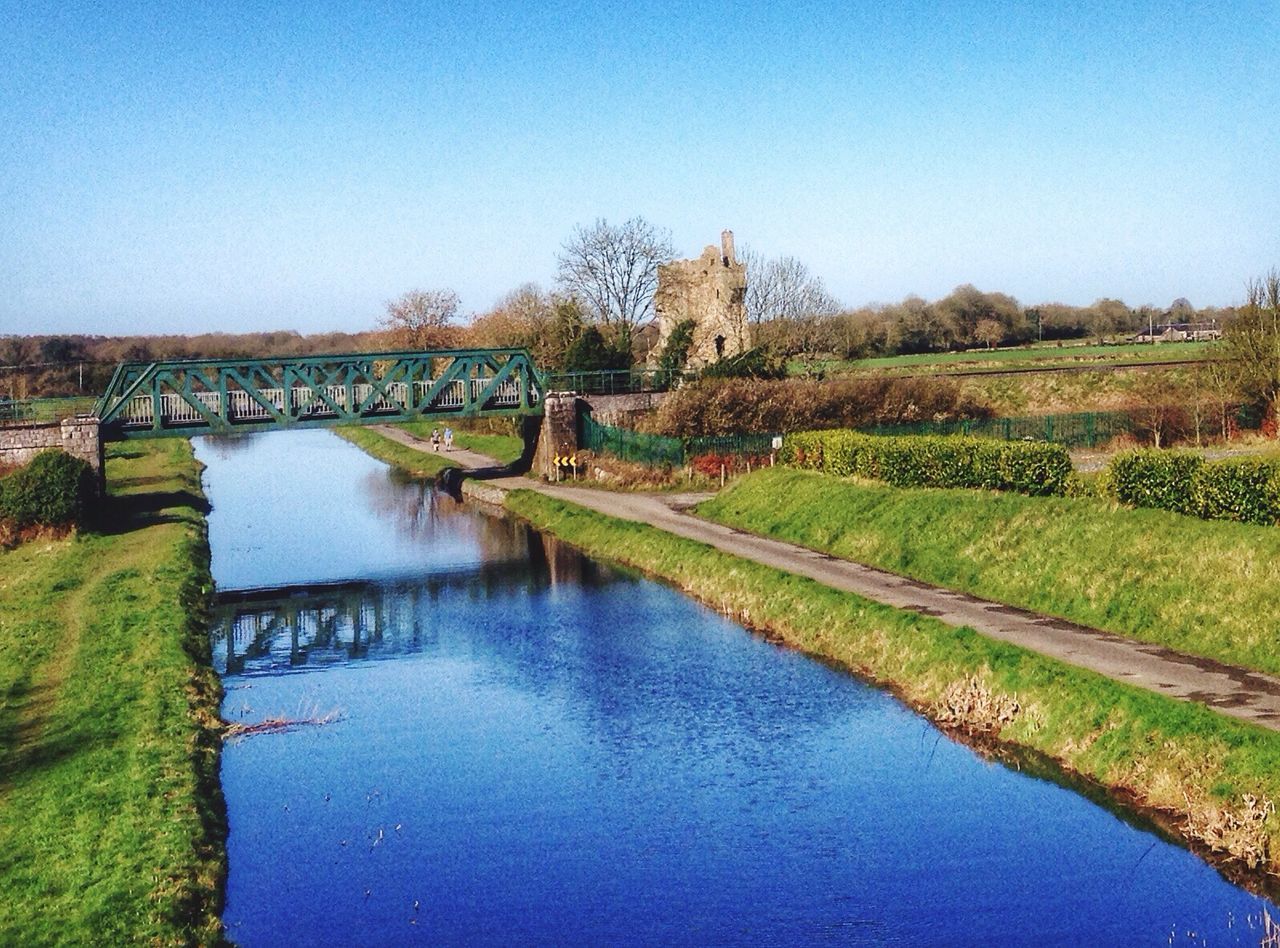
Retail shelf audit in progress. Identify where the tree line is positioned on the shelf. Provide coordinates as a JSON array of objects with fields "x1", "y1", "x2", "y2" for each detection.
[
  {"x1": 4, "y1": 213, "x2": 1272, "y2": 418},
  {"x1": 383, "y1": 216, "x2": 1242, "y2": 372}
]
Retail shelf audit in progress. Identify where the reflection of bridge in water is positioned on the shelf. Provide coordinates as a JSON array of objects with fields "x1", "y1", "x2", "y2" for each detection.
[{"x1": 211, "y1": 529, "x2": 616, "y2": 677}]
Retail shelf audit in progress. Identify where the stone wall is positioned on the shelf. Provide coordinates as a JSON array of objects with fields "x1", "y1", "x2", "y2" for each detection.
[
  {"x1": 583, "y1": 391, "x2": 669, "y2": 427},
  {"x1": 0, "y1": 418, "x2": 103, "y2": 479},
  {"x1": 652, "y1": 229, "x2": 751, "y2": 370}
]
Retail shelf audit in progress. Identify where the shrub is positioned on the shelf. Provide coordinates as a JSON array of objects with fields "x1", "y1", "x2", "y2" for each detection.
[
  {"x1": 643, "y1": 376, "x2": 992, "y2": 438},
  {"x1": 780, "y1": 430, "x2": 1072, "y2": 496},
  {"x1": 698, "y1": 347, "x2": 786, "y2": 380},
  {"x1": 1193, "y1": 458, "x2": 1280, "y2": 526},
  {"x1": 1109, "y1": 450, "x2": 1204, "y2": 516},
  {"x1": 689, "y1": 452, "x2": 770, "y2": 478},
  {"x1": 1106, "y1": 451, "x2": 1280, "y2": 526},
  {"x1": 0, "y1": 450, "x2": 96, "y2": 531}
]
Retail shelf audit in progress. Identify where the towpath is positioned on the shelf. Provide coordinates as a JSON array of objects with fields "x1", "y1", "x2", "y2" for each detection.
[{"x1": 372, "y1": 428, "x2": 1280, "y2": 732}]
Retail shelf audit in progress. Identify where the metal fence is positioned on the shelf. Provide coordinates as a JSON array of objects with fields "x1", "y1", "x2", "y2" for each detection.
[
  {"x1": 686, "y1": 432, "x2": 780, "y2": 457},
  {"x1": 0, "y1": 396, "x2": 96, "y2": 426},
  {"x1": 859, "y1": 410, "x2": 1135, "y2": 448},
  {"x1": 579, "y1": 412, "x2": 686, "y2": 466},
  {"x1": 580, "y1": 409, "x2": 1140, "y2": 468},
  {"x1": 541, "y1": 368, "x2": 695, "y2": 395}
]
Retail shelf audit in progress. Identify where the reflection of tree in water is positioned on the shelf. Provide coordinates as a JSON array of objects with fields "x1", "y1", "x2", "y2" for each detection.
[{"x1": 358, "y1": 466, "x2": 534, "y2": 565}]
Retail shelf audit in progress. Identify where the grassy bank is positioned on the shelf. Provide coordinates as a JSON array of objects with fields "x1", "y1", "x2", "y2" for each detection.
[
  {"x1": 699, "y1": 467, "x2": 1280, "y2": 677},
  {"x1": 0, "y1": 440, "x2": 224, "y2": 945},
  {"x1": 504, "y1": 487, "x2": 1280, "y2": 881},
  {"x1": 398, "y1": 421, "x2": 523, "y2": 464},
  {"x1": 334, "y1": 424, "x2": 524, "y2": 476},
  {"x1": 334, "y1": 426, "x2": 461, "y2": 477}
]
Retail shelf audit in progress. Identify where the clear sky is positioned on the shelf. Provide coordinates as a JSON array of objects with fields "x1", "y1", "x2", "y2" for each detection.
[{"x1": 2, "y1": 0, "x2": 1277, "y2": 335}]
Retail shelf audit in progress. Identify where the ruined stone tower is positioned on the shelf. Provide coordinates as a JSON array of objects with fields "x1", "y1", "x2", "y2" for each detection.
[{"x1": 651, "y1": 229, "x2": 750, "y2": 370}]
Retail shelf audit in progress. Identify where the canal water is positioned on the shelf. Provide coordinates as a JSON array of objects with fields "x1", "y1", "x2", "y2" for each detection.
[{"x1": 198, "y1": 430, "x2": 1275, "y2": 946}]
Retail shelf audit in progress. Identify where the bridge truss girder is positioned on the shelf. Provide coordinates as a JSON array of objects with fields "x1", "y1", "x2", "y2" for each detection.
[{"x1": 94, "y1": 348, "x2": 543, "y2": 441}]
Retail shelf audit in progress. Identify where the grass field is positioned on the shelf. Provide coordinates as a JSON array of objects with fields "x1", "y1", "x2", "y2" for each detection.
[
  {"x1": 793, "y1": 340, "x2": 1216, "y2": 377},
  {"x1": 699, "y1": 467, "x2": 1280, "y2": 676},
  {"x1": 0, "y1": 440, "x2": 224, "y2": 945},
  {"x1": 504, "y1": 487, "x2": 1280, "y2": 879}
]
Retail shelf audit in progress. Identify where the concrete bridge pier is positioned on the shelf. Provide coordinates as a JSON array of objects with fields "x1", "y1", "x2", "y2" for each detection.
[{"x1": 534, "y1": 393, "x2": 581, "y2": 480}]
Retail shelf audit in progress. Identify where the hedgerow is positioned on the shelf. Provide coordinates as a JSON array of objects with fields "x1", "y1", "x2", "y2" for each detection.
[
  {"x1": 641, "y1": 376, "x2": 991, "y2": 438},
  {"x1": 781, "y1": 430, "x2": 1072, "y2": 496},
  {"x1": 1109, "y1": 450, "x2": 1204, "y2": 516},
  {"x1": 1195, "y1": 457, "x2": 1280, "y2": 525},
  {"x1": 1109, "y1": 449, "x2": 1280, "y2": 526}
]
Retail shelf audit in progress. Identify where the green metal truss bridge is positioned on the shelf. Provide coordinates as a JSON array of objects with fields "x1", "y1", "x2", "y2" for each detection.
[{"x1": 93, "y1": 348, "x2": 543, "y2": 440}]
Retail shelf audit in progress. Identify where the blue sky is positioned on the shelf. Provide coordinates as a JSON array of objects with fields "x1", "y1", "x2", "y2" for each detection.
[{"x1": 2, "y1": 0, "x2": 1277, "y2": 335}]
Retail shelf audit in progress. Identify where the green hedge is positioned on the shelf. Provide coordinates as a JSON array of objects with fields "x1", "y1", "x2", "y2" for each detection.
[
  {"x1": 781, "y1": 430, "x2": 1073, "y2": 496},
  {"x1": 1196, "y1": 457, "x2": 1280, "y2": 525},
  {"x1": 1109, "y1": 449, "x2": 1280, "y2": 525},
  {"x1": 1109, "y1": 450, "x2": 1204, "y2": 516},
  {"x1": 0, "y1": 450, "x2": 96, "y2": 531}
]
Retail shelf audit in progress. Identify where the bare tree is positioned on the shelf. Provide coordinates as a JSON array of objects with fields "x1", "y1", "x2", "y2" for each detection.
[
  {"x1": 555, "y1": 217, "x2": 674, "y2": 348},
  {"x1": 741, "y1": 250, "x2": 839, "y2": 326},
  {"x1": 974, "y1": 318, "x2": 1004, "y2": 349},
  {"x1": 465, "y1": 283, "x2": 588, "y2": 368},
  {"x1": 739, "y1": 249, "x2": 841, "y2": 363},
  {"x1": 382, "y1": 289, "x2": 461, "y2": 350},
  {"x1": 1222, "y1": 269, "x2": 1280, "y2": 416},
  {"x1": 1198, "y1": 356, "x2": 1244, "y2": 440}
]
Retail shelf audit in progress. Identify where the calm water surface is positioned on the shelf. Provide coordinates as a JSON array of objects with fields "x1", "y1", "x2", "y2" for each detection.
[{"x1": 197, "y1": 430, "x2": 1275, "y2": 946}]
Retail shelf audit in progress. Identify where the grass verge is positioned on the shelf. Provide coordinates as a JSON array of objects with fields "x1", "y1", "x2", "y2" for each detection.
[
  {"x1": 397, "y1": 421, "x2": 524, "y2": 464},
  {"x1": 699, "y1": 467, "x2": 1280, "y2": 677},
  {"x1": 0, "y1": 440, "x2": 224, "y2": 946},
  {"x1": 333, "y1": 426, "x2": 461, "y2": 477},
  {"x1": 504, "y1": 487, "x2": 1280, "y2": 883}
]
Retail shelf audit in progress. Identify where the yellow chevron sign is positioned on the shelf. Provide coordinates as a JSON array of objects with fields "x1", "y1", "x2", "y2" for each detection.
[{"x1": 553, "y1": 454, "x2": 577, "y2": 466}]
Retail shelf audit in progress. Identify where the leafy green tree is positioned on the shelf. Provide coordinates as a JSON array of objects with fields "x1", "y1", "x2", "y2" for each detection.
[
  {"x1": 656, "y1": 319, "x2": 696, "y2": 374},
  {"x1": 563, "y1": 326, "x2": 631, "y2": 373},
  {"x1": 698, "y1": 347, "x2": 786, "y2": 380}
]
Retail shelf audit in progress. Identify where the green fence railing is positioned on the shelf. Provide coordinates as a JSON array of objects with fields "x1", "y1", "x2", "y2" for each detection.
[
  {"x1": 579, "y1": 412, "x2": 686, "y2": 466},
  {"x1": 686, "y1": 432, "x2": 781, "y2": 457},
  {"x1": 581, "y1": 410, "x2": 1138, "y2": 468},
  {"x1": 859, "y1": 410, "x2": 1134, "y2": 449},
  {"x1": 0, "y1": 396, "x2": 96, "y2": 426},
  {"x1": 541, "y1": 368, "x2": 696, "y2": 396}
]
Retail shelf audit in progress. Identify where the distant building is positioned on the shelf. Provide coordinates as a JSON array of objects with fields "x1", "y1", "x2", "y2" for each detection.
[
  {"x1": 651, "y1": 230, "x2": 751, "y2": 370},
  {"x1": 1133, "y1": 322, "x2": 1222, "y2": 343}
]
